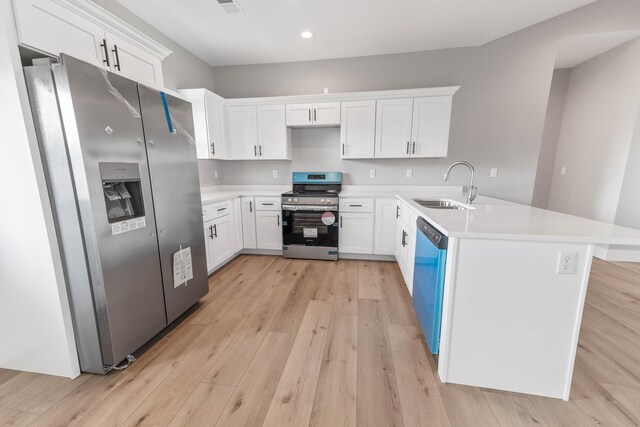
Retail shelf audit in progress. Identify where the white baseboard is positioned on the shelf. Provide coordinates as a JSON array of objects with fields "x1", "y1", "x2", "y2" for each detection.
[{"x1": 594, "y1": 245, "x2": 640, "y2": 262}]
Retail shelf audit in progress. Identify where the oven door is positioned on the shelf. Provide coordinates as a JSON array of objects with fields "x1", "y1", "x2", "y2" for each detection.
[{"x1": 282, "y1": 204, "x2": 339, "y2": 258}]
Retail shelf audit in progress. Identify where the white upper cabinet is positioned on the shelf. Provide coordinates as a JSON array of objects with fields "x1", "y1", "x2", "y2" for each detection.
[
  {"x1": 13, "y1": 0, "x2": 170, "y2": 89},
  {"x1": 180, "y1": 89, "x2": 227, "y2": 160},
  {"x1": 340, "y1": 100, "x2": 376, "y2": 159},
  {"x1": 411, "y1": 96, "x2": 452, "y2": 158},
  {"x1": 206, "y1": 97, "x2": 227, "y2": 159},
  {"x1": 286, "y1": 102, "x2": 340, "y2": 127},
  {"x1": 13, "y1": 0, "x2": 106, "y2": 67},
  {"x1": 375, "y1": 96, "x2": 453, "y2": 158},
  {"x1": 228, "y1": 104, "x2": 290, "y2": 160},
  {"x1": 257, "y1": 105, "x2": 291, "y2": 160},
  {"x1": 375, "y1": 98, "x2": 414, "y2": 158},
  {"x1": 228, "y1": 106, "x2": 259, "y2": 160}
]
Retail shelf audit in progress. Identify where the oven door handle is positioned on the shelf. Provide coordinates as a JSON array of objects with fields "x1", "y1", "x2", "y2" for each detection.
[{"x1": 281, "y1": 204, "x2": 338, "y2": 211}]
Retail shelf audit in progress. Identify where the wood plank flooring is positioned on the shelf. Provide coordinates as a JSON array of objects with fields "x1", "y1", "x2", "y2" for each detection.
[{"x1": 1, "y1": 255, "x2": 640, "y2": 426}]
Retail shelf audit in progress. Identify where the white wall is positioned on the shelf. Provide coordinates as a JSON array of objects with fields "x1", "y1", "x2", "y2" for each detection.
[
  {"x1": 207, "y1": 0, "x2": 640, "y2": 204},
  {"x1": 531, "y1": 69, "x2": 571, "y2": 208},
  {"x1": 0, "y1": 0, "x2": 79, "y2": 377},
  {"x1": 547, "y1": 38, "x2": 640, "y2": 222}
]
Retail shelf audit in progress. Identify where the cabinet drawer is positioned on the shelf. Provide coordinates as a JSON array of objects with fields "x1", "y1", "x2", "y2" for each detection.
[
  {"x1": 339, "y1": 198, "x2": 374, "y2": 213},
  {"x1": 255, "y1": 197, "x2": 281, "y2": 211},
  {"x1": 203, "y1": 200, "x2": 231, "y2": 222}
]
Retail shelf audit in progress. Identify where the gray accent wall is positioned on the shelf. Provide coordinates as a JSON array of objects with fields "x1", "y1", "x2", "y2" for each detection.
[
  {"x1": 531, "y1": 69, "x2": 571, "y2": 209},
  {"x1": 91, "y1": 0, "x2": 215, "y2": 91},
  {"x1": 547, "y1": 38, "x2": 640, "y2": 223},
  {"x1": 208, "y1": 0, "x2": 640, "y2": 204}
]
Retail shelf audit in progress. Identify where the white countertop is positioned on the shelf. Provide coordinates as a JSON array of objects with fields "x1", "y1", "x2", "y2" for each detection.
[
  {"x1": 398, "y1": 193, "x2": 640, "y2": 245},
  {"x1": 199, "y1": 185, "x2": 640, "y2": 245}
]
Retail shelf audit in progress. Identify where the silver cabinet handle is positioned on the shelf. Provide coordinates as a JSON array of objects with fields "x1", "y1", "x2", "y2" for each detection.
[
  {"x1": 342, "y1": 144, "x2": 345, "y2": 156},
  {"x1": 349, "y1": 204, "x2": 363, "y2": 207},
  {"x1": 213, "y1": 224, "x2": 217, "y2": 238},
  {"x1": 277, "y1": 215, "x2": 280, "y2": 226},
  {"x1": 259, "y1": 145, "x2": 263, "y2": 156},
  {"x1": 112, "y1": 45, "x2": 121, "y2": 71},
  {"x1": 402, "y1": 230, "x2": 407, "y2": 247},
  {"x1": 209, "y1": 225, "x2": 214, "y2": 239},
  {"x1": 406, "y1": 141, "x2": 410, "y2": 155},
  {"x1": 314, "y1": 108, "x2": 317, "y2": 122},
  {"x1": 101, "y1": 39, "x2": 110, "y2": 67},
  {"x1": 262, "y1": 202, "x2": 274, "y2": 206},
  {"x1": 211, "y1": 142, "x2": 215, "y2": 156},
  {"x1": 340, "y1": 215, "x2": 343, "y2": 228},
  {"x1": 396, "y1": 205, "x2": 400, "y2": 218},
  {"x1": 249, "y1": 201, "x2": 253, "y2": 212},
  {"x1": 254, "y1": 145, "x2": 257, "y2": 156},
  {"x1": 217, "y1": 207, "x2": 226, "y2": 212},
  {"x1": 412, "y1": 141, "x2": 416, "y2": 154}
]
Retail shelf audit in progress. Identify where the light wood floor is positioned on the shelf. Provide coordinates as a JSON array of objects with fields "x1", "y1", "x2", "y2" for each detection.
[{"x1": 1, "y1": 256, "x2": 640, "y2": 426}]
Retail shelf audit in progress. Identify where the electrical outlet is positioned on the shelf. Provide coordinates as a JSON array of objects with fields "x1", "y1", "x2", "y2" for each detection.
[
  {"x1": 369, "y1": 169, "x2": 376, "y2": 178},
  {"x1": 560, "y1": 167, "x2": 567, "y2": 175},
  {"x1": 490, "y1": 168, "x2": 498, "y2": 178},
  {"x1": 214, "y1": 170, "x2": 219, "y2": 179},
  {"x1": 556, "y1": 251, "x2": 578, "y2": 274},
  {"x1": 272, "y1": 170, "x2": 278, "y2": 178},
  {"x1": 406, "y1": 169, "x2": 413, "y2": 178}
]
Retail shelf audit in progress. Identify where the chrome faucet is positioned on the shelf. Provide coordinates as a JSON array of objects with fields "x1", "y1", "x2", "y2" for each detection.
[{"x1": 443, "y1": 161, "x2": 477, "y2": 204}]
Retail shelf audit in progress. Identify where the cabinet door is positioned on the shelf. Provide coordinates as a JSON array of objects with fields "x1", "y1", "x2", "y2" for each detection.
[
  {"x1": 395, "y1": 219, "x2": 407, "y2": 276},
  {"x1": 285, "y1": 103, "x2": 313, "y2": 126},
  {"x1": 410, "y1": 96, "x2": 452, "y2": 158},
  {"x1": 340, "y1": 100, "x2": 376, "y2": 159},
  {"x1": 211, "y1": 215, "x2": 234, "y2": 268},
  {"x1": 241, "y1": 197, "x2": 257, "y2": 249},
  {"x1": 228, "y1": 106, "x2": 258, "y2": 159},
  {"x1": 233, "y1": 198, "x2": 243, "y2": 252},
  {"x1": 339, "y1": 213, "x2": 374, "y2": 254},
  {"x1": 374, "y1": 199, "x2": 398, "y2": 255},
  {"x1": 204, "y1": 222, "x2": 215, "y2": 272},
  {"x1": 257, "y1": 105, "x2": 290, "y2": 159},
  {"x1": 255, "y1": 211, "x2": 282, "y2": 250},
  {"x1": 13, "y1": 0, "x2": 107, "y2": 68},
  {"x1": 312, "y1": 102, "x2": 341, "y2": 125},
  {"x1": 375, "y1": 98, "x2": 414, "y2": 158},
  {"x1": 105, "y1": 31, "x2": 163, "y2": 89},
  {"x1": 206, "y1": 97, "x2": 227, "y2": 159}
]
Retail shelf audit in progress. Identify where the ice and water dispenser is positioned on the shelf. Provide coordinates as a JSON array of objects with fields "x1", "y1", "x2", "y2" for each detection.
[{"x1": 99, "y1": 162, "x2": 145, "y2": 223}]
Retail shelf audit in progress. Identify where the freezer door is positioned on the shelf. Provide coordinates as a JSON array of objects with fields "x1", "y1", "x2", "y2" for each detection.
[
  {"x1": 52, "y1": 56, "x2": 167, "y2": 367},
  {"x1": 137, "y1": 85, "x2": 208, "y2": 323}
]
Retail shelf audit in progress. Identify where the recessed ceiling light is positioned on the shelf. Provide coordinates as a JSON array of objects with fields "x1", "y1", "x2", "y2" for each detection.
[{"x1": 300, "y1": 30, "x2": 314, "y2": 39}]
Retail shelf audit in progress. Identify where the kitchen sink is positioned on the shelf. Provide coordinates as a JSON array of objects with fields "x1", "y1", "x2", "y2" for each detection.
[{"x1": 413, "y1": 199, "x2": 470, "y2": 210}]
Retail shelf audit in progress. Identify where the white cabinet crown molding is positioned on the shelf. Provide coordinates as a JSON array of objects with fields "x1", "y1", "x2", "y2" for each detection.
[
  {"x1": 179, "y1": 86, "x2": 460, "y2": 107},
  {"x1": 52, "y1": 0, "x2": 172, "y2": 59}
]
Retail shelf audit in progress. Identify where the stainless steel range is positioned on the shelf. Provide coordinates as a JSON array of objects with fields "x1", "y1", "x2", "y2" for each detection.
[{"x1": 281, "y1": 172, "x2": 342, "y2": 261}]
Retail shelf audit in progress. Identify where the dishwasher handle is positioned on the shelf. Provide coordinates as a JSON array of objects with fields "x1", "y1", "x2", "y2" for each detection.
[{"x1": 416, "y1": 217, "x2": 448, "y2": 249}]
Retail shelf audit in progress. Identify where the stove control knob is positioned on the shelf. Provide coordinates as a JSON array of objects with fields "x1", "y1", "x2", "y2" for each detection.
[
  {"x1": 288, "y1": 198, "x2": 293, "y2": 202},
  {"x1": 293, "y1": 198, "x2": 298, "y2": 202}
]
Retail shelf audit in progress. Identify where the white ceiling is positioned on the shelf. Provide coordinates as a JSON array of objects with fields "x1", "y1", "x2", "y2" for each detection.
[
  {"x1": 555, "y1": 31, "x2": 640, "y2": 68},
  {"x1": 117, "y1": 0, "x2": 598, "y2": 67}
]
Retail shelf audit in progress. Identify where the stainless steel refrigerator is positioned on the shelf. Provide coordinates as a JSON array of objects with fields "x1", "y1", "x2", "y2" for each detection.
[{"x1": 24, "y1": 55, "x2": 208, "y2": 374}]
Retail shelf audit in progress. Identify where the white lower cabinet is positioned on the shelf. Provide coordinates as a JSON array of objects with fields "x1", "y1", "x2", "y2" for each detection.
[
  {"x1": 394, "y1": 201, "x2": 417, "y2": 294},
  {"x1": 204, "y1": 214, "x2": 234, "y2": 272},
  {"x1": 374, "y1": 199, "x2": 398, "y2": 255},
  {"x1": 241, "y1": 197, "x2": 257, "y2": 249},
  {"x1": 255, "y1": 210, "x2": 283, "y2": 250},
  {"x1": 339, "y1": 212, "x2": 374, "y2": 254},
  {"x1": 232, "y1": 198, "x2": 243, "y2": 252}
]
